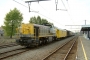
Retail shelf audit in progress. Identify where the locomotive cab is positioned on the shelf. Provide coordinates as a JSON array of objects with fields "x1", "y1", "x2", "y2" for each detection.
[{"x1": 16, "y1": 23, "x2": 40, "y2": 46}]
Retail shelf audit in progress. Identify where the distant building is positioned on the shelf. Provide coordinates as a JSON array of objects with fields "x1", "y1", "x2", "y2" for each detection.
[
  {"x1": 0, "y1": 27, "x2": 4, "y2": 36},
  {"x1": 81, "y1": 25, "x2": 90, "y2": 39}
]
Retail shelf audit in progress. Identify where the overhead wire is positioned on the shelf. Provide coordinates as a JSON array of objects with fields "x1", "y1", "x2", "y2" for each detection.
[
  {"x1": 13, "y1": 0, "x2": 73, "y2": 27},
  {"x1": 66, "y1": 0, "x2": 81, "y2": 26},
  {"x1": 38, "y1": 3, "x2": 51, "y2": 14},
  {"x1": 83, "y1": 20, "x2": 90, "y2": 25},
  {"x1": 13, "y1": 0, "x2": 38, "y2": 12},
  {"x1": 62, "y1": 0, "x2": 76, "y2": 25},
  {"x1": 38, "y1": 4, "x2": 65, "y2": 26},
  {"x1": 61, "y1": 0, "x2": 67, "y2": 10},
  {"x1": 36, "y1": 12, "x2": 65, "y2": 26},
  {"x1": 60, "y1": 0, "x2": 81, "y2": 31},
  {"x1": 13, "y1": 0, "x2": 28, "y2": 8},
  {"x1": 21, "y1": 0, "x2": 24, "y2": 1},
  {"x1": 13, "y1": 0, "x2": 65, "y2": 26},
  {"x1": 66, "y1": 0, "x2": 70, "y2": 9}
]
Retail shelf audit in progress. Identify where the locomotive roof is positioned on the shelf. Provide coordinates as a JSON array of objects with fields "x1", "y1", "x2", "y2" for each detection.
[
  {"x1": 54, "y1": 26, "x2": 67, "y2": 31},
  {"x1": 33, "y1": 24, "x2": 50, "y2": 27}
]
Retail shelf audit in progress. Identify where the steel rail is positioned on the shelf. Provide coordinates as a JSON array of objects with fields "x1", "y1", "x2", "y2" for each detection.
[
  {"x1": 0, "y1": 43, "x2": 18, "y2": 49},
  {"x1": 42, "y1": 36, "x2": 76, "y2": 60},
  {"x1": 0, "y1": 48, "x2": 25, "y2": 54},
  {"x1": 0, "y1": 48, "x2": 29, "y2": 60},
  {"x1": 63, "y1": 39, "x2": 76, "y2": 60}
]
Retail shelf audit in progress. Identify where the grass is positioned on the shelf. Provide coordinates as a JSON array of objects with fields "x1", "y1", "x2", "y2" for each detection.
[{"x1": 0, "y1": 36, "x2": 18, "y2": 45}]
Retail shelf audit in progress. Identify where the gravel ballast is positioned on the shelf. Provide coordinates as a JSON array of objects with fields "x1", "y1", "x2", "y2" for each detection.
[{"x1": 4, "y1": 37, "x2": 74, "y2": 60}]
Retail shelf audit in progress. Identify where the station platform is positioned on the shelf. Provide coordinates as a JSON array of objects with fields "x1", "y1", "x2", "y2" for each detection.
[{"x1": 77, "y1": 36, "x2": 90, "y2": 60}]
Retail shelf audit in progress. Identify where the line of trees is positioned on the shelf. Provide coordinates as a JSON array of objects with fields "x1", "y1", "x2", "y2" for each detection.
[
  {"x1": 29, "y1": 16, "x2": 48, "y2": 25},
  {"x1": 3, "y1": 8, "x2": 53, "y2": 38},
  {"x1": 29, "y1": 16, "x2": 53, "y2": 26}
]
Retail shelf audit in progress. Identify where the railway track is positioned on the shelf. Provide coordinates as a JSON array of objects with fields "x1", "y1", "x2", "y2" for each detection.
[
  {"x1": 42, "y1": 37, "x2": 78, "y2": 60},
  {"x1": 0, "y1": 43, "x2": 18, "y2": 49},
  {"x1": 0, "y1": 48, "x2": 29, "y2": 60}
]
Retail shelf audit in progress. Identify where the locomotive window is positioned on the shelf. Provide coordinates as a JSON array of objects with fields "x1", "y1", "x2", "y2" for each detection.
[
  {"x1": 46, "y1": 28, "x2": 48, "y2": 34},
  {"x1": 40, "y1": 28, "x2": 42, "y2": 35},
  {"x1": 44, "y1": 28, "x2": 46, "y2": 35},
  {"x1": 43, "y1": 27, "x2": 45, "y2": 35}
]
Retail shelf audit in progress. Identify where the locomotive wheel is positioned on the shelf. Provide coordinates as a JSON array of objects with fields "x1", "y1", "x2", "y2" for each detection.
[
  {"x1": 36, "y1": 42, "x2": 39, "y2": 47},
  {"x1": 46, "y1": 38, "x2": 49, "y2": 44},
  {"x1": 44, "y1": 40, "x2": 47, "y2": 44},
  {"x1": 26, "y1": 45, "x2": 30, "y2": 48},
  {"x1": 36, "y1": 40, "x2": 42, "y2": 46},
  {"x1": 39, "y1": 40, "x2": 42, "y2": 45}
]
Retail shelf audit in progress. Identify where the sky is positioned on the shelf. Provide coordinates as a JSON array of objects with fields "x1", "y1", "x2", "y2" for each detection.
[{"x1": 0, "y1": 0, "x2": 90, "y2": 32}]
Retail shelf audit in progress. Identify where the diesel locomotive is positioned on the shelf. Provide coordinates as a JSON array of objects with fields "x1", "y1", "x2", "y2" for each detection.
[{"x1": 16, "y1": 23, "x2": 73, "y2": 47}]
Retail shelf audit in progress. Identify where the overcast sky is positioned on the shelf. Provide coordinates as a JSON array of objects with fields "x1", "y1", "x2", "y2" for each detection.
[{"x1": 0, "y1": 0, "x2": 90, "y2": 32}]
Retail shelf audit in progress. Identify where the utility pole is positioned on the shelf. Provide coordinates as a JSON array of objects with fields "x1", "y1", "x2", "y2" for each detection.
[
  {"x1": 55, "y1": 0, "x2": 58, "y2": 11},
  {"x1": 85, "y1": 20, "x2": 86, "y2": 25},
  {"x1": 65, "y1": 20, "x2": 87, "y2": 32}
]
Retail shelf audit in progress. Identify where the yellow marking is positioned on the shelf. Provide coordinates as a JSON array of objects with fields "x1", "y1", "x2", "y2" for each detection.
[{"x1": 80, "y1": 37, "x2": 88, "y2": 60}]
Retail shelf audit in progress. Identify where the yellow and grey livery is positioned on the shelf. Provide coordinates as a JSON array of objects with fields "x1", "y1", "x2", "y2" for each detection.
[{"x1": 16, "y1": 23, "x2": 73, "y2": 47}]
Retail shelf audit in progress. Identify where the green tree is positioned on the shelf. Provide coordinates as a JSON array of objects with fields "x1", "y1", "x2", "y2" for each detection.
[
  {"x1": 48, "y1": 22, "x2": 53, "y2": 26},
  {"x1": 29, "y1": 16, "x2": 49, "y2": 25},
  {"x1": 29, "y1": 16, "x2": 37, "y2": 24},
  {"x1": 4, "y1": 8, "x2": 23, "y2": 38},
  {"x1": 36, "y1": 16, "x2": 41, "y2": 24},
  {"x1": 41, "y1": 18, "x2": 48, "y2": 24}
]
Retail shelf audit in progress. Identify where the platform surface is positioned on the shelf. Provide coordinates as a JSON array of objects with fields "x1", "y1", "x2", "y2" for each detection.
[{"x1": 77, "y1": 36, "x2": 90, "y2": 60}]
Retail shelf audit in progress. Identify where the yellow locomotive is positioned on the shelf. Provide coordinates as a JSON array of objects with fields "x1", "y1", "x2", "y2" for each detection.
[{"x1": 16, "y1": 23, "x2": 73, "y2": 47}]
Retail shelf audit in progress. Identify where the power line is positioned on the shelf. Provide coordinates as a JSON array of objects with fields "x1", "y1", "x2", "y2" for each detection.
[
  {"x1": 25, "y1": 0, "x2": 49, "y2": 12},
  {"x1": 39, "y1": 2, "x2": 70, "y2": 25},
  {"x1": 55, "y1": 0, "x2": 67, "y2": 11},
  {"x1": 61, "y1": 0, "x2": 67, "y2": 10},
  {"x1": 65, "y1": 25, "x2": 83, "y2": 26},
  {"x1": 13, "y1": 0, "x2": 64, "y2": 26},
  {"x1": 55, "y1": 0, "x2": 75, "y2": 25},
  {"x1": 62, "y1": 0, "x2": 75, "y2": 25},
  {"x1": 66, "y1": 0, "x2": 70, "y2": 9},
  {"x1": 13, "y1": 0, "x2": 28, "y2": 8},
  {"x1": 66, "y1": 0, "x2": 73, "y2": 21},
  {"x1": 13, "y1": 0, "x2": 39, "y2": 12},
  {"x1": 37, "y1": 12, "x2": 64, "y2": 26},
  {"x1": 38, "y1": 4, "x2": 51, "y2": 14},
  {"x1": 86, "y1": 20, "x2": 90, "y2": 24},
  {"x1": 21, "y1": 0, "x2": 24, "y2": 2},
  {"x1": 38, "y1": 3, "x2": 67, "y2": 26},
  {"x1": 38, "y1": 0, "x2": 75, "y2": 27}
]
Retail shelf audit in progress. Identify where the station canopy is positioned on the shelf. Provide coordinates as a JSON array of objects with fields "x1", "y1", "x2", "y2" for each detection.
[{"x1": 81, "y1": 25, "x2": 90, "y2": 31}]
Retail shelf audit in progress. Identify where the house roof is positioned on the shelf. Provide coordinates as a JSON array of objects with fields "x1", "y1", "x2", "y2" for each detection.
[{"x1": 81, "y1": 25, "x2": 90, "y2": 31}]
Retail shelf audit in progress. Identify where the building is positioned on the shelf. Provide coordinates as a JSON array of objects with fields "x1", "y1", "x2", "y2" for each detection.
[
  {"x1": 0, "y1": 27, "x2": 4, "y2": 36},
  {"x1": 81, "y1": 25, "x2": 90, "y2": 39}
]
